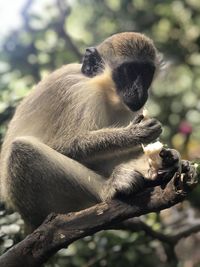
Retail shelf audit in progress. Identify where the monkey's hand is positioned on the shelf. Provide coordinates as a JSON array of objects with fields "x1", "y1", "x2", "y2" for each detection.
[
  {"x1": 151, "y1": 148, "x2": 181, "y2": 184},
  {"x1": 145, "y1": 148, "x2": 197, "y2": 187},
  {"x1": 128, "y1": 115, "x2": 162, "y2": 145}
]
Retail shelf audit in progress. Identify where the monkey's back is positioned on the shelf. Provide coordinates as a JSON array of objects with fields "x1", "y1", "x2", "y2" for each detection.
[
  {"x1": 1, "y1": 64, "x2": 105, "y2": 152},
  {"x1": 0, "y1": 62, "x2": 135, "y2": 201}
]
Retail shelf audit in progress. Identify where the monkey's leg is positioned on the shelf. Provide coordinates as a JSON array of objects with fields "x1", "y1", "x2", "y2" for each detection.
[{"x1": 6, "y1": 136, "x2": 105, "y2": 229}]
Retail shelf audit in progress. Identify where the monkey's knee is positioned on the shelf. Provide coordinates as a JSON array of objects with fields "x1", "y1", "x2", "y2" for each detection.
[
  {"x1": 8, "y1": 136, "x2": 41, "y2": 175},
  {"x1": 8, "y1": 136, "x2": 39, "y2": 185},
  {"x1": 11, "y1": 136, "x2": 40, "y2": 154},
  {"x1": 7, "y1": 137, "x2": 41, "y2": 201}
]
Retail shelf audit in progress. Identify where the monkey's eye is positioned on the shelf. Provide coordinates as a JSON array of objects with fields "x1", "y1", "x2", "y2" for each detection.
[{"x1": 81, "y1": 47, "x2": 103, "y2": 77}]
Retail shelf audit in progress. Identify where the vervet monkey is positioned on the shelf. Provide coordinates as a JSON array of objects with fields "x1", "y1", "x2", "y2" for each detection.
[{"x1": 0, "y1": 32, "x2": 193, "y2": 231}]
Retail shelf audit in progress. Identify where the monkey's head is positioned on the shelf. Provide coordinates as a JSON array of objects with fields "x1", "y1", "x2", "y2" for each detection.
[{"x1": 81, "y1": 32, "x2": 160, "y2": 112}]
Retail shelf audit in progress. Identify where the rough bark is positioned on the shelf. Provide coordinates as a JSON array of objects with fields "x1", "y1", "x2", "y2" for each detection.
[{"x1": 0, "y1": 172, "x2": 196, "y2": 267}]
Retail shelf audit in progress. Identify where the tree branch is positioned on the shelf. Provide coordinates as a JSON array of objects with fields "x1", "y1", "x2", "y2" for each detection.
[
  {"x1": 0, "y1": 172, "x2": 197, "y2": 267},
  {"x1": 55, "y1": 0, "x2": 82, "y2": 60}
]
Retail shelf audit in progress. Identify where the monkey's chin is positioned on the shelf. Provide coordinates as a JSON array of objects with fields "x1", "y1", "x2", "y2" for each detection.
[
  {"x1": 124, "y1": 100, "x2": 146, "y2": 112},
  {"x1": 123, "y1": 92, "x2": 148, "y2": 112}
]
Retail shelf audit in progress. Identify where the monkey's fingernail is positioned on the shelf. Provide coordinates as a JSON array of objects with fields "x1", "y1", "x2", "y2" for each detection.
[
  {"x1": 159, "y1": 148, "x2": 167, "y2": 157},
  {"x1": 139, "y1": 114, "x2": 144, "y2": 119},
  {"x1": 139, "y1": 116, "x2": 144, "y2": 123},
  {"x1": 160, "y1": 149, "x2": 171, "y2": 158},
  {"x1": 159, "y1": 150, "x2": 165, "y2": 157}
]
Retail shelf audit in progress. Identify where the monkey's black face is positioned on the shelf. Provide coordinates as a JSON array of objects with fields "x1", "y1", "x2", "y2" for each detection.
[
  {"x1": 112, "y1": 61, "x2": 155, "y2": 111},
  {"x1": 81, "y1": 47, "x2": 155, "y2": 112}
]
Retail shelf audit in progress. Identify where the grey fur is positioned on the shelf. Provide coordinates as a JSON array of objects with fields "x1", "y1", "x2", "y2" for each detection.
[{"x1": 0, "y1": 32, "x2": 162, "y2": 231}]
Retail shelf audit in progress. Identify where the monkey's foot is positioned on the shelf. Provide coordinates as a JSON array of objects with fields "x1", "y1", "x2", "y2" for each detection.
[
  {"x1": 175, "y1": 160, "x2": 198, "y2": 192},
  {"x1": 174, "y1": 163, "x2": 198, "y2": 193}
]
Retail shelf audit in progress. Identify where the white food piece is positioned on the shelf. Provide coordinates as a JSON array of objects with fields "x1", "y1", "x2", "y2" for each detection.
[
  {"x1": 142, "y1": 108, "x2": 149, "y2": 119},
  {"x1": 194, "y1": 163, "x2": 199, "y2": 169},
  {"x1": 138, "y1": 107, "x2": 149, "y2": 119},
  {"x1": 142, "y1": 141, "x2": 164, "y2": 171}
]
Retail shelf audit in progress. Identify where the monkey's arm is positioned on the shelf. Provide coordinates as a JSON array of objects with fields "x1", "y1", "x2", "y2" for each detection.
[
  {"x1": 102, "y1": 148, "x2": 192, "y2": 200},
  {"x1": 55, "y1": 116, "x2": 162, "y2": 162}
]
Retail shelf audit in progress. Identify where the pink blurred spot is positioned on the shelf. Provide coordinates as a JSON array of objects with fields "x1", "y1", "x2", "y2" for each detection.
[{"x1": 179, "y1": 121, "x2": 193, "y2": 135}]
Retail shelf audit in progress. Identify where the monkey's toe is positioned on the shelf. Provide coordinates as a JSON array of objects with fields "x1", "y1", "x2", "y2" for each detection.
[{"x1": 181, "y1": 160, "x2": 191, "y2": 173}]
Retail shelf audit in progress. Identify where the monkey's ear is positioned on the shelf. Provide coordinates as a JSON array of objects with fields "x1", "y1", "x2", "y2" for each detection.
[{"x1": 81, "y1": 47, "x2": 103, "y2": 77}]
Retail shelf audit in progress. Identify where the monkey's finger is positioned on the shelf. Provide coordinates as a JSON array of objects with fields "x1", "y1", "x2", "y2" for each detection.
[
  {"x1": 142, "y1": 118, "x2": 162, "y2": 129},
  {"x1": 132, "y1": 114, "x2": 144, "y2": 124},
  {"x1": 160, "y1": 148, "x2": 180, "y2": 168},
  {"x1": 159, "y1": 148, "x2": 169, "y2": 157}
]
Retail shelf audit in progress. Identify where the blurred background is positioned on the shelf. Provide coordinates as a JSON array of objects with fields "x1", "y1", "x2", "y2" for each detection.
[{"x1": 0, "y1": 0, "x2": 200, "y2": 266}]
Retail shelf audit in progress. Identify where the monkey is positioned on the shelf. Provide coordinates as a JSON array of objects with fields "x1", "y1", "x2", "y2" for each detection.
[{"x1": 0, "y1": 32, "x2": 195, "y2": 232}]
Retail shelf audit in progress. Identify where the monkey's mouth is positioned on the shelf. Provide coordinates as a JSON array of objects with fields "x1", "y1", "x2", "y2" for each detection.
[{"x1": 123, "y1": 89, "x2": 148, "y2": 111}]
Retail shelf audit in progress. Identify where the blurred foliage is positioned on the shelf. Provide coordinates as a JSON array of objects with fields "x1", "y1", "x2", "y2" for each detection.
[
  {"x1": 45, "y1": 230, "x2": 171, "y2": 267},
  {"x1": 0, "y1": 0, "x2": 200, "y2": 266}
]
